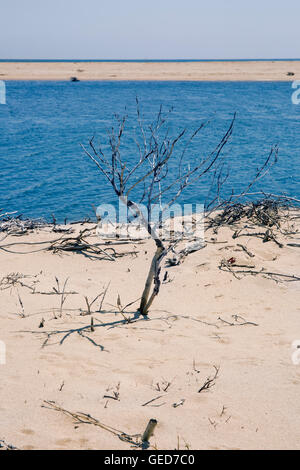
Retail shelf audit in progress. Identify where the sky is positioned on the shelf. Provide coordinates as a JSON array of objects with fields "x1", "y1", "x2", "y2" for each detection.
[{"x1": 0, "y1": 0, "x2": 300, "y2": 60}]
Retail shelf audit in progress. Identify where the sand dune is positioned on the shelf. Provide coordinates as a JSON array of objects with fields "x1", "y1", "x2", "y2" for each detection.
[
  {"x1": 1, "y1": 61, "x2": 300, "y2": 81},
  {"x1": 0, "y1": 212, "x2": 300, "y2": 450}
]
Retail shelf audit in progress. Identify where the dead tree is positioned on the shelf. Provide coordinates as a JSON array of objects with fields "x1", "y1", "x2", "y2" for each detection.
[{"x1": 82, "y1": 101, "x2": 275, "y2": 316}]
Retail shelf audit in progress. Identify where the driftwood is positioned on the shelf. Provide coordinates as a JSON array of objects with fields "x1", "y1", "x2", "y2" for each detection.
[
  {"x1": 0, "y1": 228, "x2": 138, "y2": 260},
  {"x1": 42, "y1": 401, "x2": 144, "y2": 448},
  {"x1": 141, "y1": 419, "x2": 158, "y2": 447},
  {"x1": 207, "y1": 198, "x2": 291, "y2": 231},
  {"x1": 166, "y1": 239, "x2": 206, "y2": 266},
  {"x1": 0, "y1": 211, "x2": 48, "y2": 235},
  {"x1": 220, "y1": 261, "x2": 300, "y2": 283}
]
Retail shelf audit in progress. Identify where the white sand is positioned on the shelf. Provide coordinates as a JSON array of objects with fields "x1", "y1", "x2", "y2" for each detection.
[{"x1": 0, "y1": 214, "x2": 300, "y2": 450}]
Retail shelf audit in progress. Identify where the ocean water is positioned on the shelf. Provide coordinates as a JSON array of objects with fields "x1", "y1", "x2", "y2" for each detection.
[{"x1": 0, "y1": 80, "x2": 299, "y2": 221}]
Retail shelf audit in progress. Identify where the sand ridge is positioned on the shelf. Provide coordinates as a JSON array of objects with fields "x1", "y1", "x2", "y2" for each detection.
[{"x1": 1, "y1": 61, "x2": 300, "y2": 81}]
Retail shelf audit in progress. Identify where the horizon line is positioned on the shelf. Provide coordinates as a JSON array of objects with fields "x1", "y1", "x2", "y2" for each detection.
[{"x1": 1, "y1": 58, "x2": 300, "y2": 62}]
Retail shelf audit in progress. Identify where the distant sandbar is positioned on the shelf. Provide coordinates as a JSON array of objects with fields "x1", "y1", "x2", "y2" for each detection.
[{"x1": 1, "y1": 60, "x2": 300, "y2": 81}]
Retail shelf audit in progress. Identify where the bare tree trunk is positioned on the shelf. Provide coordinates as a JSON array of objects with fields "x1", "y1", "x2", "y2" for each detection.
[{"x1": 138, "y1": 244, "x2": 165, "y2": 315}]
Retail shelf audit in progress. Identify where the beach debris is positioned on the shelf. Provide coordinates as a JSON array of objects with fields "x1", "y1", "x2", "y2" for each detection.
[
  {"x1": 0, "y1": 272, "x2": 78, "y2": 297},
  {"x1": 0, "y1": 211, "x2": 48, "y2": 235},
  {"x1": 42, "y1": 400, "x2": 145, "y2": 448},
  {"x1": 166, "y1": 239, "x2": 206, "y2": 267},
  {"x1": 236, "y1": 243, "x2": 255, "y2": 258},
  {"x1": 0, "y1": 222, "x2": 138, "y2": 259},
  {"x1": 49, "y1": 229, "x2": 116, "y2": 260},
  {"x1": 53, "y1": 277, "x2": 70, "y2": 318},
  {"x1": 208, "y1": 406, "x2": 232, "y2": 430},
  {"x1": 142, "y1": 395, "x2": 165, "y2": 407},
  {"x1": 103, "y1": 382, "x2": 121, "y2": 401},
  {"x1": 48, "y1": 229, "x2": 139, "y2": 259},
  {"x1": 192, "y1": 359, "x2": 201, "y2": 374},
  {"x1": 30, "y1": 309, "x2": 180, "y2": 350},
  {"x1": 16, "y1": 290, "x2": 25, "y2": 318},
  {"x1": 114, "y1": 294, "x2": 140, "y2": 322},
  {"x1": 0, "y1": 439, "x2": 18, "y2": 451},
  {"x1": 141, "y1": 419, "x2": 158, "y2": 448},
  {"x1": 0, "y1": 272, "x2": 39, "y2": 292},
  {"x1": 155, "y1": 380, "x2": 171, "y2": 392},
  {"x1": 176, "y1": 436, "x2": 191, "y2": 450},
  {"x1": 198, "y1": 366, "x2": 220, "y2": 393},
  {"x1": 232, "y1": 227, "x2": 284, "y2": 248},
  {"x1": 77, "y1": 330, "x2": 106, "y2": 350},
  {"x1": 219, "y1": 261, "x2": 300, "y2": 283},
  {"x1": 81, "y1": 290, "x2": 107, "y2": 316},
  {"x1": 33, "y1": 318, "x2": 108, "y2": 350},
  {"x1": 52, "y1": 226, "x2": 74, "y2": 234},
  {"x1": 208, "y1": 417, "x2": 218, "y2": 429},
  {"x1": 217, "y1": 315, "x2": 258, "y2": 327},
  {"x1": 172, "y1": 399, "x2": 185, "y2": 408},
  {"x1": 208, "y1": 198, "x2": 286, "y2": 230}
]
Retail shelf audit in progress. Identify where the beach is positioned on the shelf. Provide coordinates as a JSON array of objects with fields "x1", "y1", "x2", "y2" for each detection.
[
  {"x1": 1, "y1": 61, "x2": 300, "y2": 81},
  {"x1": 2, "y1": 0, "x2": 300, "y2": 454},
  {"x1": 1, "y1": 208, "x2": 300, "y2": 450}
]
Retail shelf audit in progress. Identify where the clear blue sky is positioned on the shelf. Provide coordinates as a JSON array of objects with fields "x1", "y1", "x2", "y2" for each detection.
[{"x1": 1, "y1": 0, "x2": 299, "y2": 60}]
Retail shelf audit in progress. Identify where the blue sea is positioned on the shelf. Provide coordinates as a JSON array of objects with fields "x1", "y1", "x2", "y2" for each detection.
[{"x1": 0, "y1": 80, "x2": 299, "y2": 222}]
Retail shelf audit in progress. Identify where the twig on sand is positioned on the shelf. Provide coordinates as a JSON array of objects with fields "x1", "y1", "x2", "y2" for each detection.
[
  {"x1": 42, "y1": 401, "x2": 145, "y2": 448},
  {"x1": 0, "y1": 439, "x2": 19, "y2": 451},
  {"x1": 103, "y1": 382, "x2": 121, "y2": 401},
  {"x1": 198, "y1": 366, "x2": 220, "y2": 393},
  {"x1": 218, "y1": 315, "x2": 259, "y2": 327},
  {"x1": 53, "y1": 277, "x2": 70, "y2": 318},
  {"x1": 219, "y1": 263, "x2": 300, "y2": 283},
  {"x1": 108, "y1": 294, "x2": 141, "y2": 323},
  {"x1": 25, "y1": 311, "x2": 176, "y2": 349},
  {"x1": 0, "y1": 272, "x2": 39, "y2": 292},
  {"x1": 236, "y1": 243, "x2": 255, "y2": 258},
  {"x1": 232, "y1": 228, "x2": 284, "y2": 248},
  {"x1": 80, "y1": 283, "x2": 110, "y2": 316},
  {"x1": 180, "y1": 314, "x2": 219, "y2": 328},
  {"x1": 83, "y1": 292, "x2": 104, "y2": 316},
  {"x1": 77, "y1": 330, "x2": 105, "y2": 351},
  {"x1": 16, "y1": 290, "x2": 25, "y2": 318},
  {"x1": 37, "y1": 321, "x2": 107, "y2": 350},
  {"x1": 98, "y1": 283, "x2": 110, "y2": 312},
  {"x1": 172, "y1": 399, "x2": 185, "y2": 408},
  {"x1": 142, "y1": 395, "x2": 164, "y2": 407}
]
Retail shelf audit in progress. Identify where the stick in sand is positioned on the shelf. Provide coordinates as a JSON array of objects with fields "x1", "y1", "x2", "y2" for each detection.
[{"x1": 142, "y1": 419, "x2": 158, "y2": 443}]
